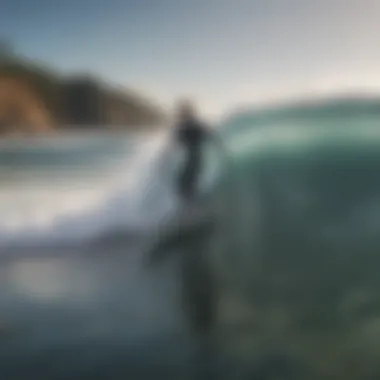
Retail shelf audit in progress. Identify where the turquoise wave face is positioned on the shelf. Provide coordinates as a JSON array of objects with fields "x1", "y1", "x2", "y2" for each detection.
[
  {"x1": 211, "y1": 118, "x2": 380, "y2": 297},
  {"x1": 184, "y1": 112, "x2": 380, "y2": 378}
]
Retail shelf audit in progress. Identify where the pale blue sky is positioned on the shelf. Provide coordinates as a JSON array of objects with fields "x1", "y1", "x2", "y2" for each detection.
[{"x1": 2, "y1": 0, "x2": 380, "y2": 119}]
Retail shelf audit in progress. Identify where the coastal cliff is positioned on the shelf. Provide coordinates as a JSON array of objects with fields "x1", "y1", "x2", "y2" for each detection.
[{"x1": 0, "y1": 52, "x2": 166, "y2": 134}]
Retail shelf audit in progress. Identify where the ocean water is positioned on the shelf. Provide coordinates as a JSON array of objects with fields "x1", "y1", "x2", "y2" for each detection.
[
  {"x1": 0, "y1": 131, "x2": 175, "y2": 248},
  {"x1": 1, "y1": 114, "x2": 380, "y2": 379},
  {"x1": 0, "y1": 129, "x2": 224, "y2": 380},
  {"x1": 213, "y1": 114, "x2": 380, "y2": 379}
]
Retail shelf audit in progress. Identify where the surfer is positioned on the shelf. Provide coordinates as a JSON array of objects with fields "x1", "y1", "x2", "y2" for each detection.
[{"x1": 174, "y1": 100, "x2": 215, "y2": 202}]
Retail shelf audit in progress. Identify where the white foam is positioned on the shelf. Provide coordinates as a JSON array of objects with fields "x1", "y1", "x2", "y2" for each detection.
[{"x1": 0, "y1": 130, "x2": 181, "y2": 249}]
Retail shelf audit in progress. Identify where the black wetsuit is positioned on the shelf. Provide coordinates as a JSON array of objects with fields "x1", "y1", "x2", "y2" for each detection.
[{"x1": 176, "y1": 118, "x2": 209, "y2": 201}]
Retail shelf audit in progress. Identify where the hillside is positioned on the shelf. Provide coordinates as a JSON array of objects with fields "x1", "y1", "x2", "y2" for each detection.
[{"x1": 0, "y1": 54, "x2": 166, "y2": 134}]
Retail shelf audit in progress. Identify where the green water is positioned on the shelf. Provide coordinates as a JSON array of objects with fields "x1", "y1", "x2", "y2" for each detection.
[{"x1": 205, "y1": 117, "x2": 380, "y2": 378}]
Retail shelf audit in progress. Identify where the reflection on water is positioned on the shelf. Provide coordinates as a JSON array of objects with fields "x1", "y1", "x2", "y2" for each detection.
[{"x1": 0, "y1": 247, "x2": 198, "y2": 380}]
